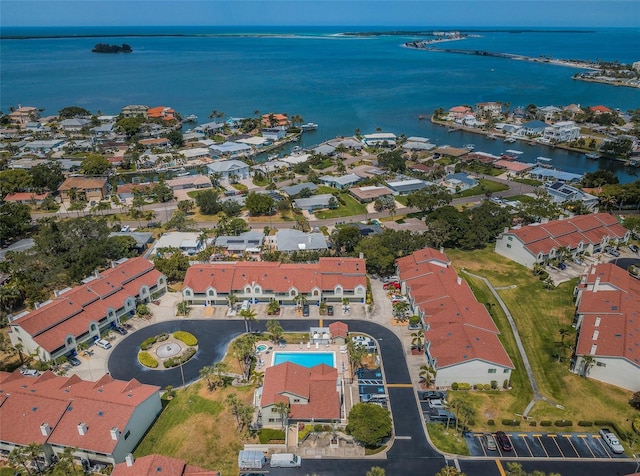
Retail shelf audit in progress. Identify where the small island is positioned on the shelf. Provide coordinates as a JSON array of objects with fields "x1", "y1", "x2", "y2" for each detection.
[{"x1": 91, "y1": 43, "x2": 133, "y2": 53}]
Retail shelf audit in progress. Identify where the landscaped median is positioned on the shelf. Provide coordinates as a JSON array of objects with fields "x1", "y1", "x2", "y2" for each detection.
[
  {"x1": 138, "y1": 331, "x2": 199, "y2": 369},
  {"x1": 433, "y1": 247, "x2": 637, "y2": 446}
]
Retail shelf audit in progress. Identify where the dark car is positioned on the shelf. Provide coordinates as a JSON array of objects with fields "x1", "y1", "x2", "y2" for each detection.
[
  {"x1": 68, "y1": 356, "x2": 82, "y2": 367},
  {"x1": 113, "y1": 326, "x2": 128, "y2": 335},
  {"x1": 327, "y1": 305, "x2": 334, "y2": 316},
  {"x1": 419, "y1": 390, "x2": 447, "y2": 401},
  {"x1": 630, "y1": 244, "x2": 639, "y2": 253},
  {"x1": 495, "y1": 431, "x2": 512, "y2": 451},
  {"x1": 302, "y1": 304, "x2": 310, "y2": 317},
  {"x1": 558, "y1": 262, "x2": 567, "y2": 270}
]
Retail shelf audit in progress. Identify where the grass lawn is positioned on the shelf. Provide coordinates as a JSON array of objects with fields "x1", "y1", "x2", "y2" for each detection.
[
  {"x1": 504, "y1": 194, "x2": 535, "y2": 203},
  {"x1": 314, "y1": 186, "x2": 366, "y2": 219},
  {"x1": 134, "y1": 382, "x2": 256, "y2": 475},
  {"x1": 395, "y1": 195, "x2": 408, "y2": 206},
  {"x1": 426, "y1": 423, "x2": 470, "y2": 455},
  {"x1": 454, "y1": 178, "x2": 509, "y2": 198},
  {"x1": 445, "y1": 247, "x2": 637, "y2": 434}
]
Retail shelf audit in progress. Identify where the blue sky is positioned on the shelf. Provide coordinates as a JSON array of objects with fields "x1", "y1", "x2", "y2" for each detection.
[{"x1": 2, "y1": 0, "x2": 639, "y2": 27}]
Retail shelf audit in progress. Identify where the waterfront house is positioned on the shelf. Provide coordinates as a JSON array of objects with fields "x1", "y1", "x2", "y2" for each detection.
[
  {"x1": 396, "y1": 248, "x2": 514, "y2": 387},
  {"x1": 563, "y1": 104, "x2": 583, "y2": 116},
  {"x1": 275, "y1": 229, "x2": 329, "y2": 253},
  {"x1": 58, "y1": 176, "x2": 109, "y2": 201},
  {"x1": 476, "y1": 102, "x2": 503, "y2": 117},
  {"x1": 180, "y1": 147, "x2": 211, "y2": 161},
  {"x1": 312, "y1": 144, "x2": 336, "y2": 155},
  {"x1": 320, "y1": 173, "x2": 361, "y2": 190},
  {"x1": 8, "y1": 257, "x2": 167, "y2": 362},
  {"x1": 403, "y1": 136, "x2": 436, "y2": 151},
  {"x1": 262, "y1": 113, "x2": 290, "y2": 127},
  {"x1": 494, "y1": 213, "x2": 629, "y2": 269},
  {"x1": 147, "y1": 106, "x2": 176, "y2": 121},
  {"x1": 139, "y1": 137, "x2": 170, "y2": 148},
  {"x1": 208, "y1": 141, "x2": 252, "y2": 158},
  {"x1": 537, "y1": 105, "x2": 562, "y2": 122},
  {"x1": 8, "y1": 106, "x2": 39, "y2": 126},
  {"x1": 182, "y1": 257, "x2": 366, "y2": 305},
  {"x1": 528, "y1": 167, "x2": 583, "y2": 183},
  {"x1": 439, "y1": 173, "x2": 478, "y2": 193},
  {"x1": 590, "y1": 105, "x2": 613, "y2": 115},
  {"x1": 361, "y1": 133, "x2": 397, "y2": 147},
  {"x1": 261, "y1": 127, "x2": 286, "y2": 141},
  {"x1": 543, "y1": 121, "x2": 581, "y2": 143},
  {"x1": 293, "y1": 194, "x2": 335, "y2": 212},
  {"x1": 571, "y1": 263, "x2": 640, "y2": 392},
  {"x1": 520, "y1": 120, "x2": 548, "y2": 136},
  {"x1": 260, "y1": 362, "x2": 340, "y2": 426},
  {"x1": 120, "y1": 105, "x2": 148, "y2": 118},
  {"x1": 448, "y1": 105, "x2": 472, "y2": 120},
  {"x1": 59, "y1": 118, "x2": 91, "y2": 132},
  {"x1": 492, "y1": 160, "x2": 533, "y2": 175},
  {"x1": 195, "y1": 121, "x2": 224, "y2": 134},
  {"x1": 545, "y1": 182, "x2": 599, "y2": 211},
  {"x1": 206, "y1": 160, "x2": 251, "y2": 182},
  {"x1": 166, "y1": 175, "x2": 212, "y2": 191},
  {"x1": 0, "y1": 371, "x2": 162, "y2": 467},
  {"x1": 327, "y1": 138, "x2": 363, "y2": 150}
]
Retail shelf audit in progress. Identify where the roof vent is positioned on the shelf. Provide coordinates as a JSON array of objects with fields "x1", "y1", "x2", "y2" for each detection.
[
  {"x1": 40, "y1": 423, "x2": 51, "y2": 436},
  {"x1": 125, "y1": 454, "x2": 134, "y2": 467},
  {"x1": 110, "y1": 427, "x2": 120, "y2": 440},
  {"x1": 77, "y1": 422, "x2": 88, "y2": 436}
]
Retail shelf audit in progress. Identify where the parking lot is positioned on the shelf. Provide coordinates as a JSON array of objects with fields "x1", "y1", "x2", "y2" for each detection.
[{"x1": 465, "y1": 431, "x2": 629, "y2": 459}]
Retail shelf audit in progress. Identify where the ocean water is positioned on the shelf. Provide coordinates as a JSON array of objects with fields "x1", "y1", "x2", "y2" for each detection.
[{"x1": 2, "y1": 26, "x2": 640, "y2": 181}]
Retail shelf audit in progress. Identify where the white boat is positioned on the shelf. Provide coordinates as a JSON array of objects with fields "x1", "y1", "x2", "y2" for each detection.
[
  {"x1": 463, "y1": 144, "x2": 475, "y2": 151},
  {"x1": 504, "y1": 136, "x2": 516, "y2": 143},
  {"x1": 183, "y1": 114, "x2": 198, "y2": 122},
  {"x1": 300, "y1": 122, "x2": 318, "y2": 131},
  {"x1": 505, "y1": 149, "x2": 524, "y2": 155}
]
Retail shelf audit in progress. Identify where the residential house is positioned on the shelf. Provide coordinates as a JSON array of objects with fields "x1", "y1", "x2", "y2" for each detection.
[
  {"x1": 327, "y1": 138, "x2": 363, "y2": 150},
  {"x1": 403, "y1": 136, "x2": 436, "y2": 151},
  {"x1": 329, "y1": 321, "x2": 349, "y2": 345},
  {"x1": 149, "y1": 232, "x2": 204, "y2": 256},
  {"x1": 59, "y1": 118, "x2": 91, "y2": 132},
  {"x1": 528, "y1": 167, "x2": 583, "y2": 183},
  {"x1": 396, "y1": 248, "x2": 514, "y2": 387},
  {"x1": 213, "y1": 231, "x2": 265, "y2": 257},
  {"x1": 180, "y1": 147, "x2": 211, "y2": 161},
  {"x1": 139, "y1": 137, "x2": 170, "y2": 148},
  {"x1": 195, "y1": 122, "x2": 224, "y2": 134},
  {"x1": 320, "y1": 173, "x2": 361, "y2": 190},
  {"x1": 208, "y1": 142, "x2": 252, "y2": 158},
  {"x1": 448, "y1": 106, "x2": 472, "y2": 120},
  {"x1": 147, "y1": 106, "x2": 175, "y2": 121},
  {"x1": 281, "y1": 182, "x2": 318, "y2": 198},
  {"x1": 22, "y1": 139, "x2": 65, "y2": 153},
  {"x1": 206, "y1": 160, "x2": 251, "y2": 182},
  {"x1": 349, "y1": 185, "x2": 394, "y2": 203},
  {"x1": 492, "y1": 160, "x2": 533, "y2": 175},
  {"x1": 545, "y1": 182, "x2": 599, "y2": 211},
  {"x1": 571, "y1": 263, "x2": 640, "y2": 391},
  {"x1": 260, "y1": 362, "x2": 340, "y2": 426},
  {"x1": 386, "y1": 178, "x2": 433, "y2": 196},
  {"x1": 590, "y1": 105, "x2": 613, "y2": 115},
  {"x1": 361, "y1": 133, "x2": 397, "y2": 147},
  {"x1": 120, "y1": 105, "x2": 148, "y2": 118},
  {"x1": 494, "y1": 213, "x2": 629, "y2": 269},
  {"x1": 293, "y1": 194, "x2": 335, "y2": 212},
  {"x1": 262, "y1": 113, "x2": 289, "y2": 127},
  {"x1": 563, "y1": 104, "x2": 583, "y2": 117},
  {"x1": 8, "y1": 257, "x2": 167, "y2": 361},
  {"x1": 520, "y1": 120, "x2": 548, "y2": 136},
  {"x1": 0, "y1": 371, "x2": 162, "y2": 466},
  {"x1": 8, "y1": 106, "x2": 39, "y2": 126},
  {"x1": 275, "y1": 229, "x2": 330, "y2": 253},
  {"x1": 261, "y1": 127, "x2": 286, "y2": 141},
  {"x1": 108, "y1": 232, "x2": 154, "y2": 252},
  {"x1": 112, "y1": 454, "x2": 220, "y2": 476},
  {"x1": 312, "y1": 144, "x2": 336, "y2": 155},
  {"x1": 439, "y1": 173, "x2": 478, "y2": 193},
  {"x1": 58, "y1": 177, "x2": 109, "y2": 201},
  {"x1": 537, "y1": 105, "x2": 562, "y2": 122},
  {"x1": 166, "y1": 175, "x2": 212, "y2": 191},
  {"x1": 2, "y1": 192, "x2": 50, "y2": 205},
  {"x1": 476, "y1": 102, "x2": 503, "y2": 117},
  {"x1": 350, "y1": 222, "x2": 383, "y2": 237},
  {"x1": 182, "y1": 257, "x2": 366, "y2": 305},
  {"x1": 543, "y1": 121, "x2": 581, "y2": 143}
]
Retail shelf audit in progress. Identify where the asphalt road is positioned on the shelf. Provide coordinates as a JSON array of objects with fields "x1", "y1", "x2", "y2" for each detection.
[{"x1": 108, "y1": 319, "x2": 638, "y2": 476}]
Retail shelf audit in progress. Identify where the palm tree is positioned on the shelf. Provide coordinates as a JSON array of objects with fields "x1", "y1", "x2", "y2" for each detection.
[
  {"x1": 411, "y1": 329, "x2": 425, "y2": 351},
  {"x1": 225, "y1": 393, "x2": 243, "y2": 430},
  {"x1": 250, "y1": 370, "x2": 264, "y2": 388},
  {"x1": 346, "y1": 340, "x2": 367, "y2": 377},
  {"x1": 294, "y1": 294, "x2": 307, "y2": 310},
  {"x1": 273, "y1": 401, "x2": 290, "y2": 429},
  {"x1": 227, "y1": 293, "x2": 238, "y2": 309},
  {"x1": 266, "y1": 319, "x2": 284, "y2": 344},
  {"x1": 25, "y1": 442, "x2": 44, "y2": 473},
  {"x1": 581, "y1": 355, "x2": 596, "y2": 377},
  {"x1": 419, "y1": 364, "x2": 436, "y2": 388},
  {"x1": 56, "y1": 446, "x2": 79, "y2": 476},
  {"x1": 13, "y1": 343, "x2": 25, "y2": 365},
  {"x1": 558, "y1": 328, "x2": 570, "y2": 343},
  {"x1": 231, "y1": 334, "x2": 257, "y2": 381},
  {"x1": 8, "y1": 446, "x2": 34, "y2": 476},
  {"x1": 239, "y1": 308, "x2": 258, "y2": 333},
  {"x1": 199, "y1": 365, "x2": 215, "y2": 391}
]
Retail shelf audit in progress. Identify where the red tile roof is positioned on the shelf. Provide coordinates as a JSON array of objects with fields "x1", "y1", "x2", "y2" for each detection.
[
  {"x1": 507, "y1": 213, "x2": 628, "y2": 256},
  {"x1": 397, "y1": 248, "x2": 513, "y2": 369},
  {"x1": 575, "y1": 264, "x2": 640, "y2": 368},
  {"x1": 3, "y1": 192, "x2": 50, "y2": 202},
  {"x1": 262, "y1": 362, "x2": 340, "y2": 420},
  {"x1": 183, "y1": 258, "x2": 366, "y2": 294},
  {"x1": 329, "y1": 321, "x2": 348, "y2": 338},
  {"x1": 11, "y1": 258, "x2": 162, "y2": 352},
  {"x1": 112, "y1": 454, "x2": 220, "y2": 476},
  {"x1": 0, "y1": 371, "x2": 159, "y2": 452}
]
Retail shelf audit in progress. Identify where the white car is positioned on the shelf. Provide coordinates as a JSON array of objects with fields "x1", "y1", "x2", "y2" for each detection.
[
  {"x1": 95, "y1": 339, "x2": 112, "y2": 350},
  {"x1": 21, "y1": 369, "x2": 40, "y2": 377},
  {"x1": 599, "y1": 428, "x2": 624, "y2": 454}
]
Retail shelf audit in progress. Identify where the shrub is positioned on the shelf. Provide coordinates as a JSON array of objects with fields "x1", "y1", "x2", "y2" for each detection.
[
  {"x1": 158, "y1": 333, "x2": 170, "y2": 342},
  {"x1": 594, "y1": 420, "x2": 613, "y2": 426},
  {"x1": 578, "y1": 421, "x2": 594, "y2": 427},
  {"x1": 473, "y1": 384, "x2": 479, "y2": 390},
  {"x1": 555, "y1": 420, "x2": 573, "y2": 427},
  {"x1": 138, "y1": 352, "x2": 158, "y2": 368},
  {"x1": 502, "y1": 419, "x2": 520, "y2": 426},
  {"x1": 259, "y1": 428, "x2": 286, "y2": 444},
  {"x1": 140, "y1": 336, "x2": 157, "y2": 350},
  {"x1": 490, "y1": 380, "x2": 498, "y2": 390},
  {"x1": 173, "y1": 331, "x2": 198, "y2": 346},
  {"x1": 540, "y1": 420, "x2": 552, "y2": 427},
  {"x1": 483, "y1": 384, "x2": 491, "y2": 391},
  {"x1": 314, "y1": 424, "x2": 324, "y2": 432},
  {"x1": 457, "y1": 383, "x2": 471, "y2": 390},
  {"x1": 487, "y1": 419, "x2": 495, "y2": 426},
  {"x1": 451, "y1": 382, "x2": 459, "y2": 391},
  {"x1": 163, "y1": 347, "x2": 197, "y2": 368},
  {"x1": 529, "y1": 421, "x2": 537, "y2": 427}
]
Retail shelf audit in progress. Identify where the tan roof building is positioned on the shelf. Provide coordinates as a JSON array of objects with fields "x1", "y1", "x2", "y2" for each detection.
[
  {"x1": 58, "y1": 176, "x2": 109, "y2": 201},
  {"x1": 349, "y1": 185, "x2": 394, "y2": 203}
]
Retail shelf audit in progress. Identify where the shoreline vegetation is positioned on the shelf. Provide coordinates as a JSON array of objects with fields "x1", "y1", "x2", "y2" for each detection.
[{"x1": 91, "y1": 43, "x2": 133, "y2": 53}]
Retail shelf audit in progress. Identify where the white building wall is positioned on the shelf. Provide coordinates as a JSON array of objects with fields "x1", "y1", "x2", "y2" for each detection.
[
  {"x1": 435, "y1": 360, "x2": 512, "y2": 387},
  {"x1": 573, "y1": 355, "x2": 640, "y2": 392},
  {"x1": 494, "y1": 235, "x2": 537, "y2": 269},
  {"x1": 111, "y1": 393, "x2": 163, "y2": 463}
]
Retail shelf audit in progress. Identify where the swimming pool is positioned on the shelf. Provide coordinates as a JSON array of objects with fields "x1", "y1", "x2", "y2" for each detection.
[{"x1": 272, "y1": 352, "x2": 335, "y2": 368}]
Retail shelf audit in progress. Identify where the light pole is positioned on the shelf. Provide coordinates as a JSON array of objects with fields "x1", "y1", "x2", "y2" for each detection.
[{"x1": 179, "y1": 361, "x2": 185, "y2": 390}]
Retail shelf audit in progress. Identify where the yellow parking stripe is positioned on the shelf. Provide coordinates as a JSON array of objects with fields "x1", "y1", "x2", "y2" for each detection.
[
  {"x1": 495, "y1": 459, "x2": 507, "y2": 476},
  {"x1": 319, "y1": 319, "x2": 323, "y2": 327},
  {"x1": 386, "y1": 383, "x2": 413, "y2": 388}
]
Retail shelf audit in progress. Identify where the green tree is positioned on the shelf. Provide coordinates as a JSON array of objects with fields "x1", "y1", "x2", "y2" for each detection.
[
  {"x1": 58, "y1": 106, "x2": 91, "y2": 118},
  {"x1": 407, "y1": 185, "x2": 453, "y2": 213},
  {"x1": 377, "y1": 149, "x2": 406, "y2": 172},
  {"x1": 29, "y1": 161, "x2": 64, "y2": 192},
  {"x1": 435, "y1": 467, "x2": 466, "y2": 476},
  {"x1": 346, "y1": 339, "x2": 367, "y2": 377},
  {"x1": 0, "y1": 169, "x2": 33, "y2": 195},
  {"x1": 195, "y1": 189, "x2": 221, "y2": 215},
  {"x1": 0, "y1": 201, "x2": 31, "y2": 246},
  {"x1": 346, "y1": 403, "x2": 392, "y2": 447},
  {"x1": 366, "y1": 467, "x2": 386, "y2": 476},
  {"x1": 167, "y1": 130, "x2": 184, "y2": 147},
  {"x1": 266, "y1": 319, "x2": 284, "y2": 345},
  {"x1": 245, "y1": 191, "x2": 275, "y2": 216},
  {"x1": 55, "y1": 446, "x2": 79, "y2": 476},
  {"x1": 152, "y1": 180, "x2": 174, "y2": 203},
  {"x1": 177, "y1": 199, "x2": 195, "y2": 214},
  {"x1": 165, "y1": 210, "x2": 196, "y2": 231},
  {"x1": 239, "y1": 307, "x2": 258, "y2": 333},
  {"x1": 153, "y1": 247, "x2": 190, "y2": 282},
  {"x1": 581, "y1": 355, "x2": 596, "y2": 377},
  {"x1": 80, "y1": 154, "x2": 111, "y2": 175},
  {"x1": 273, "y1": 401, "x2": 290, "y2": 430},
  {"x1": 230, "y1": 334, "x2": 256, "y2": 381},
  {"x1": 331, "y1": 225, "x2": 362, "y2": 254},
  {"x1": 115, "y1": 116, "x2": 144, "y2": 138},
  {"x1": 8, "y1": 446, "x2": 34, "y2": 476}
]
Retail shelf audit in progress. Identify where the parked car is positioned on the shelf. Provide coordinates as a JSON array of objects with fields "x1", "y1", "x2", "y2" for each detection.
[
  {"x1": 495, "y1": 431, "x2": 512, "y2": 451},
  {"x1": 599, "y1": 428, "x2": 624, "y2": 454},
  {"x1": 95, "y1": 339, "x2": 112, "y2": 350},
  {"x1": 605, "y1": 246, "x2": 621, "y2": 257},
  {"x1": 382, "y1": 276, "x2": 399, "y2": 283},
  {"x1": 302, "y1": 304, "x2": 310, "y2": 317},
  {"x1": 68, "y1": 356, "x2": 82, "y2": 367},
  {"x1": 428, "y1": 399, "x2": 446, "y2": 410},
  {"x1": 113, "y1": 326, "x2": 128, "y2": 335},
  {"x1": 419, "y1": 390, "x2": 447, "y2": 401},
  {"x1": 558, "y1": 262, "x2": 567, "y2": 270},
  {"x1": 629, "y1": 244, "x2": 639, "y2": 254},
  {"x1": 327, "y1": 305, "x2": 334, "y2": 316},
  {"x1": 21, "y1": 369, "x2": 40, "y2": 377},
  {"x1": 485, "y1": 434, "x2": 497, "y2": 451}
]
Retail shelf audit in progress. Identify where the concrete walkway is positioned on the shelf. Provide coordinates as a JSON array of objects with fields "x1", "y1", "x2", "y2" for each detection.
[{"x1": 461, "y1": 269, "x2": 563, "y2": 417}]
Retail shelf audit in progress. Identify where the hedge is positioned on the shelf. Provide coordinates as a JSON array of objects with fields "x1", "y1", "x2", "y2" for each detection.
[
  {"x1": 173, "y1": 331, "x2": 198, "y2": 346},
  {"x1": 259, "y1": 428, "x2": 285, "y2": 444},
  {"x1": 163, "y1": 347, "x2": 197, "y2": 368},
  {"x1": 502, "y1": 419, "x2": 520, "y2": 427},
  {"x1": 578, "y1": 421, "x2": 594, "y2": 427},
  {"x1": 140, "y1": 336, "x2": 158, "y2": 350},
  {"x1": 540, "y1": 420, "x2": 552, "y2": 427},
  {"x1": 487, "y1": 420, "x2": 495, "y2": 426},
  {"x1": 555, "y1": 420, "x2": 573, "y2": 427},
  {"x1": 138, "y1": 352, "x2": 158, "y2": 368}
]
